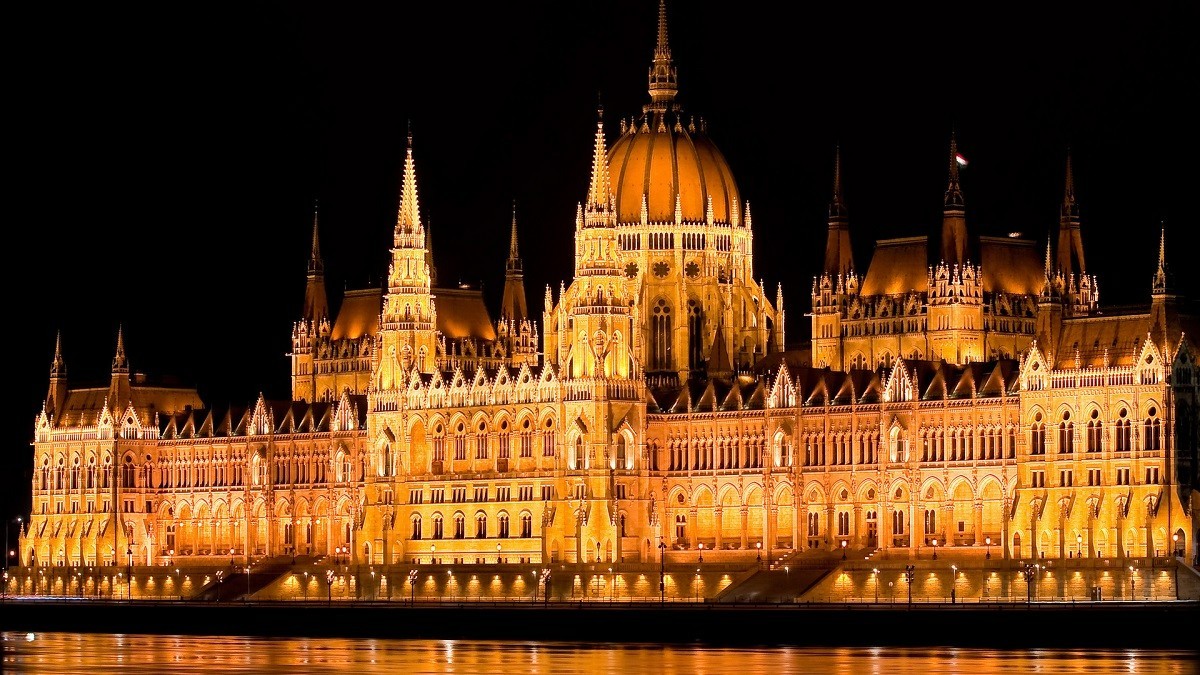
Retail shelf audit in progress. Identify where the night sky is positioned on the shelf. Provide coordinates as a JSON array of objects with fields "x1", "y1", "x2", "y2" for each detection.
[{"x1": 5, "y1": 1, "x2": 1196, "y2": 529}]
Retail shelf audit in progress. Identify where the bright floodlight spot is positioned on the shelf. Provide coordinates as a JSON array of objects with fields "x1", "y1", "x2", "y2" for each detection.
[
  {"x1": 26, "y1": 633, "x2": 36, "y2": 642},
  {"x1": 1008, "y1": 232, "x2": 1022, "y2": 238}
]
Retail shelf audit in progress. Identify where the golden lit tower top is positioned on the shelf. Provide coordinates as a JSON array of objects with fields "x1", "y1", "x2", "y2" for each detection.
[
  {"x1": 395, "y1": 126, "x2": 424, "y2": 245},
  {"x1": 585, "y1": 107, "x2": 615, "y2": 226},
  {"x1": 648, "y1": 0, "x2": 677, "y2": 106}
]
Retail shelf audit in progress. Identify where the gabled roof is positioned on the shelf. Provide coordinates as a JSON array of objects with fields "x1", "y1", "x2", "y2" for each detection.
[{"x1": 861, "y1": 236, "x2": 929, "y2": 296}]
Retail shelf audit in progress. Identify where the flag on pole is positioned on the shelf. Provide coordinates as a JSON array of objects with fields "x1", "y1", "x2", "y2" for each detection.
[{"x1": 955, "y1": 153, "x2": 969, "y2": 167}]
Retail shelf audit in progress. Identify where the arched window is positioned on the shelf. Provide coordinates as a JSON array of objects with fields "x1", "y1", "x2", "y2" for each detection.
[
  {"x1": 687, "y1": 298, "x2": 704, "y2": 371},
  {"x1": 542, "y1": 418, "x2": 556, "y2": 457},
  {"x1": 572, "y1": 436, "x2": 585, "y2": 470},
  {"x1": 924, "y1": 509, "x2": 937, "y2": 539},
  {"x1": 498, "y1": 420, "x2": 511, "y2": 461},
  {"x1": 411, "y1": 515, "x2": 422, "y2": 540},
  {"x1": 1030, "y1": 413, "x2": 1046, "y2": 455},
  {"x1": 674, "y1": 513, "x2": 687, "y2": 545},
  {"x1": 432, "y1": 513, "x2": 444, "y2": 540},
  {"x1": 1087, "y1": 410, "x2": 1102, "y2": 452},
  {"x1": 893, "y1": 510, "x2": 906, "y2": 535},
  {"x1": 620, "y1": 513, "x2": 627, "y2": 538},
  {"x1": 475, "y1": 513, "x2": 487, "y2": 539},
  {"x1": 650, "y1": 299, "x2": 672, "y2": 370},
  {"x1": 431, "y1": 424, "x2": 446, "y2": 469},
  {"x1": 1116, "y1": 409, "x2": 1131, "y2": 452},
  {"x1": 615, "y1": 435, "x2": 627, "y2": 468},
  {"x1": 498, "y1": 513, "x2": 509, "y2": 538},
  {"x1": 475, "y1": 421, "x2": 488, "y2": 460},
  {"x1": 1143, "y1": 407, "x2": 1161, "y2": 450},
  {"x1": 453, "y1": 513, "x2": 465, "y2": 539},
  {"x1": 520, "y1": 513, "x2": 533, "y2": 538},
  {"x1": 1058, "y1": 411, "x2": 1073, "y2": 454},
  {"x1": 454, "y1": 423, "x2": 468, "y2": 460}
]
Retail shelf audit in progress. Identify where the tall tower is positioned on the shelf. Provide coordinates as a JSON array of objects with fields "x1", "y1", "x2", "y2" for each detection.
[
  {"x1": 940, "y1": 132, "x2": 968, "y2": 266},
  {"x1": 500, "y1": 202, "x2": 529, "y2": 323},
  {"x1": 647, "y1": 0, "x2": 677, "y2": 106},
  {"x1": 46, "y1": 331, "x2": 67, "y2": 418},
  {"x1": 292, "y1": 202, "x2": 328, "y2": 402},
  {"x1": 304, "y1": 202, "x2": 329, "y2": 324},
  {"x1": 377, "y1": 130, "x2": 438, "y2": 383}
]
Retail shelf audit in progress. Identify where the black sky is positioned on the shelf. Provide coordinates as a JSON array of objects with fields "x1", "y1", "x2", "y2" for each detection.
[{"x1": 5, "y1": 1, "x2": 1197, "y2": 527}]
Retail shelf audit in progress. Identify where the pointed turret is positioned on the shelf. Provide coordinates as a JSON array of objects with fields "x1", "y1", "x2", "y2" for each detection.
[
  {"x1": 109, "y1": 326, "x2": 131, "y2": 408},
  {"x1": 501, "y1": 201, "x2": 529, "y2": 322},
  {"x1": 585, "y1": 107, "x2": 613, "y2": 222},
  {"x1": 1056, "y1": 151, "x2": 1086, "y2": 276},
  {"x1": 941, "y1": 132, "x2": 969, "y2": 266},
  {"x1": 824, "y1": 145, "x2": 853, "y2": 278},
  {"x1": 647, "y1": 0, "x2": 678, "y2": 107},
  {"x1": 303, "y1": 200, "x2": 329, "y2": 324},
  {"x1": 395, "y1": 126, "x2": 424, "y2": 244},
  {"x1": 46, "y1": 331, "x2": 67, "y2": 418}
]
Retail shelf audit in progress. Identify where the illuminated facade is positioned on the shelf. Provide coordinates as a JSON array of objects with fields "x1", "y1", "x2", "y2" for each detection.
[{"x1": 22, "y1": 1, "x2": 1197, "y2": 573}]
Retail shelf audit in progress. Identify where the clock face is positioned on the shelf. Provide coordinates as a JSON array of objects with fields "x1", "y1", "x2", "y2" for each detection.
[
  {"x1": 685, "y1": 261, "x2": 700, "y2": 278},
  {"x1": 652, "y1": 261, "x2": 670, "y2": 278},
  {"x1": 624, "y1": 262, "x2": 639, "y2": 279}
]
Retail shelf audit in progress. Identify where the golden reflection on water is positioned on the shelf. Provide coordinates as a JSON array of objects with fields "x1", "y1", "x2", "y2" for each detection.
[{"x1": 2, "y1": 632, "x2": 1194, "y2": 674}]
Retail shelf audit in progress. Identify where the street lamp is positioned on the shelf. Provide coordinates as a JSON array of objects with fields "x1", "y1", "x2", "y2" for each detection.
[
  {"x1": 326, "y1": 568, "x2": 335, "y2": 605},
  {"x1": 1173, "y1": 533, "x2": 1180, "y2": 557},
  {"x1": 1128, "y1": 566, "x2": 1136, "y2": 600},
  {"x1": 658, "y1": 537, "x2": 667, "y2": 604},
  {"x1": 1173, "y1": 534, "x2": 1181, "y2": 600},
  {"x1": 872, "y1": 568, "x2": 879, "y2": 603},
  {"x1": 1077, "y1": 534, "x2": 1083, "y2": 559},
  {"x1": 541, "y1": 568, "x2": 551, "y2": 605},
  {"x1": 985, "y1": 536, "x2": 992, "y2": 560},
  {"x1": 408, "y1": 569, "x2": 418, "y2": 604},
  {"x1": 430, "y1": 544, "x2": 436, "y2": 565},
  {"x1": 497, "y1": 543, "x2": 502, "y2": 564},
  {"x1": 841, "y1": 540, "x2": 847, "y2": 560},
  {"x1": 756, "y1": 541, "x2": 762, "y2": 564},
  {"x1": 245, "y1": 566, "x2": 251, "y2": 603},
  {"x1": 904, "y1": 565, "x2": 915, "y2": 607},
  {"x1": 302, "y1": 571, "x2": 309, "y2": 602},
  {"x1": 698, "y1": 543, "x2": 704, "y2": 563},
  {"x1": 931, "y1": 538, "x2": 938, "y2": 560},
  {"x1": 950, "y1": 564, "x2": 958, "y2": 604}
]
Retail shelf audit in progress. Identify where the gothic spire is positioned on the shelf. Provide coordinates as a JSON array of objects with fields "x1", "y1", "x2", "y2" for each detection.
[
  {"x1": 507, "y1": 200, "x2": 522, "y2": 267},
  {"x1": 51, "y1": 330, "x2": 64, "y2": 378},
  {"x1": 309, "y1": 200, "x2": 323, "y2": 275},
  {"x1": 1152, "y1": 224, "x2": 1170, "y2": 295},
  {"x1": 941, "y1": 131, "x2": 969, "y2": 266},
  {"x1": 944, "y1": 131, "x2": 964, "y2": 209},
  {"x1": 501, "y1": 201, "x2": 528, "y2": 323},
  {"x1": 585, "y1": 107, "x2": 613, "y2": 218},
  {"x1": 112, "y1": 324, "x2": 127, "y2": 373},
  {"x1": 647, "y1": 0, "x2": 678, "y2": 106},
  {"x1": 396, "y1": 125, "x2": 423, "y2": 239},
  {"x1": 824, "y1": 144, "x2": 853, "y2": 278},
  {"x1": 1057, "y1": 150, "x2": 1086, "y2": 276}
]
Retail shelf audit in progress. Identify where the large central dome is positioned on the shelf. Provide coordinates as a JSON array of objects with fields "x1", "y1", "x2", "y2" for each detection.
[
  {"x1": 605, "y1": 0, "x2": 740, "y2": 227},
  {"x1": 608, "y1": 114, "x2": 741, "y2": 225}
]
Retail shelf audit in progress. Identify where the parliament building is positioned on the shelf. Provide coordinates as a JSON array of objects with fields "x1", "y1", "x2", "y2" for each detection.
[{"x1": 22, "y1": 2, "x2": 1198, "y2": 574}]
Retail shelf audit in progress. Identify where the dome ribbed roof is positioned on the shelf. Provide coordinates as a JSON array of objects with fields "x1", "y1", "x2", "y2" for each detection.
[{"x1": 607, "y1": 113, "x2": 740, "y2": 226}]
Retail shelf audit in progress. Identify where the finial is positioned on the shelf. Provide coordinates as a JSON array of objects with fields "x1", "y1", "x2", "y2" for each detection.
[
  {"x1": 706, "y1": 194, "x2": 715, "y2": 226},
  {"x1": 674, "y1": 192, "x2": 683, "y2": 225},
  {"x1": 1152, "y1": 222, "x2": 1170, "y2": 294},
  {"x1": 51, "y1": 330, "x2": 64, "y2": 376},
  {"x1": 640, "y1": 193, "x2": 649, "y2": 226},
  {"x1": 406, "y1": 119, "x2": 413, "y2": 148},
  {"x1": 744, "y1": 200, "x2": 752, "y2": 229},
  {"x1": 657, "y1": 0, "x2": 669, "y2": 52},
  {"x1": 1044, "y1": 237, "x2": 1053, "y2": 277}
]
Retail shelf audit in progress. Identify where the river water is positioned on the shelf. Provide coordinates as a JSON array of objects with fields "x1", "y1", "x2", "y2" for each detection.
[{"x1": 2, "y1": 632, "x2": 1194, "y2": 674}]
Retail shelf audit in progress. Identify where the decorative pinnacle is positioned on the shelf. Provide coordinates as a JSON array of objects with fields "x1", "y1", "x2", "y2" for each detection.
[
  {"x1": 1044, "y1": 237, "x2": 1053, "y2": 277},
  {"x1": 509, "y1": 200, "x2": 521, "y2": 261},
  {"x1": 945, "y1": 131, "x2": 964, "y2": 209},
  {"x1": 396, "y1": 126, "x2": 422, "y2": 234},
  {"x1": 1061, "y1": 150, "x2": 1079, "y2": 222},
  {"x1": 1152, "y1": 223, "x2": 1170, "y2": 294}
]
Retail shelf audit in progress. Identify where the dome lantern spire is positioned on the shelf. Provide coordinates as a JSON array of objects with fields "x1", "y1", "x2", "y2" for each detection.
[
  {"x1": 585, "y1": 106, "x2": 614, "y2": 223},
  {"x1": 647, "y1": 0, "x2": 678, "y2": 107}
]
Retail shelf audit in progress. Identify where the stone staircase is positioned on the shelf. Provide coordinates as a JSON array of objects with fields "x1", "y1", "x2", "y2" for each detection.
[{"x1": 192, "y1": 557, "x2": 294, "y2": 602}]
